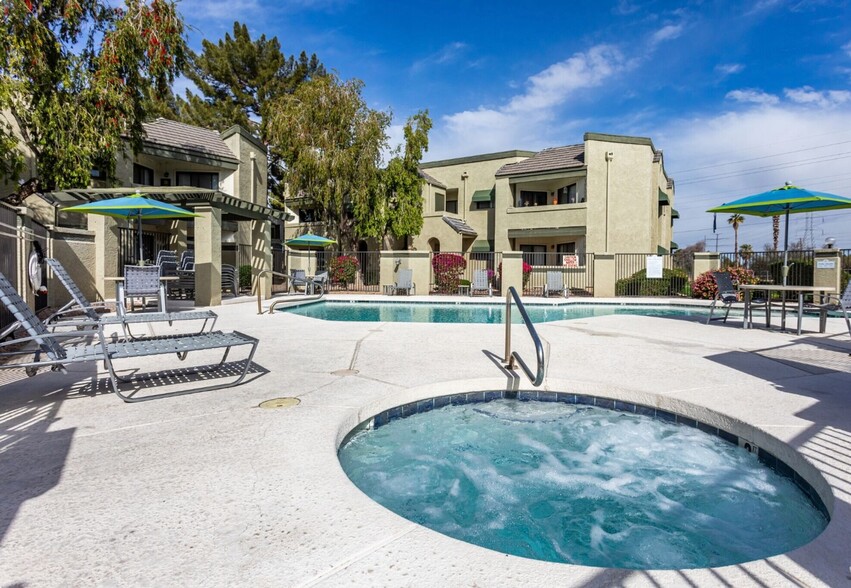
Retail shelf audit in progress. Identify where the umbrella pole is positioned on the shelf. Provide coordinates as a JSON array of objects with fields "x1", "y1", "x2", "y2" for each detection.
[
  {"x1": 782, "y1": 208, "x2": 790, "y2": 286},
  {"x1": 137, "y1": 212, "x2": 144, "y2": 266}
]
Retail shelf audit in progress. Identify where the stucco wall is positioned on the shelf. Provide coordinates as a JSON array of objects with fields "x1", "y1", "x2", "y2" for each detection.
[{"x1": 48, "y1": 228, "x2": 97, "y2": 307}]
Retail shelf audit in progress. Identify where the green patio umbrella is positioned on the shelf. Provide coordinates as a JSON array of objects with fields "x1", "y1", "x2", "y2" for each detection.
[
  {"x1": 63, "y1": 192, "x2": 199, "y2": 265},
  {"x1": 285, "y1": 233, "x2": 336, "y2": 274},
  {"x1": 707, "y1": 183, "x2": 851, "y2": 284}
]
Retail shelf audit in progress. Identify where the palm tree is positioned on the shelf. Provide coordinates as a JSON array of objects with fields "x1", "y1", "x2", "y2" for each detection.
[
  {"x1": 739, "y1": 244, "x2": 753, "y2": 268},
  {"x1": 728, "y1": 214, "x2": 745, "y2": 262}
]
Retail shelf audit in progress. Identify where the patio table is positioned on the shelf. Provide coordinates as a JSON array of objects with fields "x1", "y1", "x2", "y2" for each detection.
[{"x1": 739, "y1": 284, "x2": 835, "y2": 335}]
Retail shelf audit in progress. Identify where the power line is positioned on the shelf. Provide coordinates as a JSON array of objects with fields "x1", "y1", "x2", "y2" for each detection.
[
  {"x1": 673, "y1": 139, "x2": 851, "y2": 175},
  {"x1": 676, "y1": 152, "x2": 851, "y2": 185}
]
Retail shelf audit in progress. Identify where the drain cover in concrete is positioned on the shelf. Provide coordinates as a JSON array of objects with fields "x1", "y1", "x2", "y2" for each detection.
[
  {"x1": 331, "y1": 369, "x2": 359, "y2": 376},
  {"x1": 259, "y1": 397, "x2": 301, "y2": 409}
]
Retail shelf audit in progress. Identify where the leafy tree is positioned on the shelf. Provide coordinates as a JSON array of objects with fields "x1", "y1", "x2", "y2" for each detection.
[
  {"x1": 0, "y1": 0, "x2": 186, "y2": 192},
  {"x1": 177, "y1": 22, "x2": 325, "y2": 200},
  {"x1": 354, "y1": 110, "x2": 432, "y2": 248},
  {"x1": 739, "y1": 243, "x2": 753, "y2": 267},
  {"x1": 672, "y1": 239, "x2": 705, "y2": 276},
  {"x1": 267, "y1": 74, "x2": 390, "y2": 250}
]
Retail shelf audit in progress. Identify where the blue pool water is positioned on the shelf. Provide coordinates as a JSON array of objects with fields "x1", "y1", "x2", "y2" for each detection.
[
  {"x1": 282, "y1": 301, "x2": 715, "y2": 323},
  {"x1": 339, "y1": 400, "x2": 827, "y2": 569}
]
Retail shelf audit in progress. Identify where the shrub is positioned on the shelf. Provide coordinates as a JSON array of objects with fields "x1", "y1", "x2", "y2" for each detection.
[
  {"x1": 691, "y1": 267, "x2": 758, "y2": 300},
  {"x1": 615, "y1": 267, "x2": 690, "y2": 296},
  {"x1": 432, "y1": 253, "x2": 466, "y2": 293},
  {"x1": 329, "y1": 255, "x2": 359, "y2": 287},
  {"x1": 238, "y1": 265, "x2": 252, "y2": 290}
]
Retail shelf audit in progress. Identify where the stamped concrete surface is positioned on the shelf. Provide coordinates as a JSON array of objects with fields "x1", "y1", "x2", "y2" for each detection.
[{"x1": 0, "y1": 295, "x2": 849, "y2": 587}]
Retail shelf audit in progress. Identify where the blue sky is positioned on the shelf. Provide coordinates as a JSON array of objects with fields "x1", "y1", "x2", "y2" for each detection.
[{"x1": 177, "y1": 0, "x2": 851, "y2": 252}]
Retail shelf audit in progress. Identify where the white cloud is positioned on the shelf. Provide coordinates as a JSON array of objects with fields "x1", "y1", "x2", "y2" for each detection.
[
  {"x1": 725, "y1": 89, "x2": 780, "y2": 105},
  {"x1": 650, "y1": 24, "x2": 684, "y2": 45},
  {"x1": 843, "y1": 41, "x2": 851, "y2": 57},
  {"x1": 715, "y1": 63, "x2": 744, "y2": 76},
  {"x1": 784, "y1": 86, "x2": 851, "y2": 108},
  {"x1": 659, "y1": 103, "x2": 851, "y2": 249},
  {"x1": 411, "y1": 42, "x2": 468, "y2": 73},
  {"x1": 180, "y1": 0, "x2": 262, "y2": 21},
  {"x1": 429, "y1": 45, "x2": 626, "y2": 159},
  {"x1": 612, "y1": 0, "x2": 641, "y2": 15}
]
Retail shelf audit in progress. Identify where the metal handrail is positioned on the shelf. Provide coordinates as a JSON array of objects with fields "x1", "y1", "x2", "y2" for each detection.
[
  {"x1": 253, "y1": 269, "x2": 324, "y2": 314},
  {"x1": 504, "y1": 286, "x2": 546, "y2": 386}
]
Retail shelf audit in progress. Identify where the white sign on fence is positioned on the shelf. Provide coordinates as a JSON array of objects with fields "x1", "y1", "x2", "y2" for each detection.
[
  {"x1": 645, "y1": 255, "x2": 664, "y2": 279},
  {"x1": 562, "y1": 254, "x2": 579, "y2": 268},
  {"x1": 816, "y1": 259, "x2": 836, "y2": 269}
]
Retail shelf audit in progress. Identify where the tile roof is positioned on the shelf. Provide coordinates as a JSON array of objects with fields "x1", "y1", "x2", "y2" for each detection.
[
  {"x1": 418, "y1": 169, "x2": 447, "y2": 189},
  {"x1": 495, "y1": 144, "x2": 585, "y2": 177},
  {"x1": 442, "y1": 216, "x2": 477, "y2": 236},
  {"x1": 142, "y1": 118, "x2": 240, "y2": 163}
]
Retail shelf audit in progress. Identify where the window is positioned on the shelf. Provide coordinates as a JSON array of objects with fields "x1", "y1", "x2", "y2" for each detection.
[
  {"x1": 446, "y1": 199, "x2": 458, "y2": 214},
  {"x1": 474, "y1": 200, "x2": 493, "y2": 210},
  {"x1": 519, "y1": 190, "x2": 548, "y2": 207},
  {"x1": 556, "y1": 242, "x2": 576, "y2": 254},
  {"x1": 557, "y1": 183, "x2": 577, "y2": 204},
  {"x1": 435, "y1": 193, "x2": 445, "y2": 212},
  {"x1": 520, "y1": 244, "x2": 547, "y2": 266},
  {"x1": 176, "y1": 172, "x2": 219, "y2": 189},
  {"x1": 133, "y1": 164, "x2": 154, "y2": 186},
  {"x1": 298, "y1": 208, "x2": 322, "y2": 223}
]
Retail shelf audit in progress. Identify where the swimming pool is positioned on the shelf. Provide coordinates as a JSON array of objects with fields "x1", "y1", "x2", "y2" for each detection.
[
  {"x1": 339, "y1": 394, "x2": 828, "y2": 569},
  {"x1": 281, "y1": 300, "x2": 717, "y2": 323}
]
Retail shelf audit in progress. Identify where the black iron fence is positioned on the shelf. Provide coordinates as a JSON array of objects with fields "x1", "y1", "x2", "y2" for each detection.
[
  {"x1": 719, "y1": 250, "x2": 815, "y2": 285},
  {"x1": 0, "y1": 204, "x2": 19, "y2": 333},
  {"x1": 286, "y1": 250, "x2": 381, "y2": 293},
  {"x1": 117, "y1": 227, "x2": 171, "y2": 271},
  {"x1": 614, "y1": 253, "x2": 691, "y2": 297},
  {"x1": 523, "y1": 253, "x2": 594, "y2": 297}
]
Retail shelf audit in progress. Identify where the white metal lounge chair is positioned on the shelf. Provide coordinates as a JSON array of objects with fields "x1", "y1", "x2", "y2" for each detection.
[
  {"x1": 391, "y1": 269, "x2": 415, "y2": 296},
  {"x1": 288, "y1": 269, "x2": 308, "y2": 293},
  {"x1": 0, "y1": 270, "x2": 258, "y2": 402},
  {"x1": 543, "y1": 271, "x2": 568, "y2": 298},
  {"x1": 470, "y1": 269, "x2": 492, "y2": 297},
  {"x1": 310, "y1": 271, "x2": 328, "y2": 295},
  {"x1": 45, "y1": 258, "x2": 217, "y2": 337}
]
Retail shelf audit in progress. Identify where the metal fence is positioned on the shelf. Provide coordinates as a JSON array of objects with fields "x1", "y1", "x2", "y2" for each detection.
[
  {"x1": 295, "y1": 250, "x2": 381, "y2": 293},
  {"x1": 0, "y1": 204, "x2": 19, "y2": 333},
  {"x1": 523, "y1": 253, "x2": 594, "y2": 297},
  {"x1": 719, "y1": 250, "x2": 815, "y2": 285},
  {"x1": 429, "y1": 251, "x2": 504, "y2": 295},
  {"x1": 117, "y1": 227, "x2": 171, "y2": 271},
  {"x1": 614, "y1": 253, "x2": 691, "y2": 297}
]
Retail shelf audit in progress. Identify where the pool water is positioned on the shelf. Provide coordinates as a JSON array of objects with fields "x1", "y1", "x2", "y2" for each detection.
[
  {"x1": 339, "y1": 400, "x2": 827, "y2": 569},
  {"x1": 282, "y1": 301, "x2": 715, "y2": 323}
]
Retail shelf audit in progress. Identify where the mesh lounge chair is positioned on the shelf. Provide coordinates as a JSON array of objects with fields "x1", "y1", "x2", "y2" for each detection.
[
  {"x1": 706, "y1": 271, "x2": 768, "y2": 327},
  {"x1": 391, "y1": 268, "x2": 415, "y2": 296},
  {"x1": 0, "y1": 270, "x2": 258, "y2": 402},
  {"x1": 470, "y1": 269, "x2": 492, "y2": 297},
  {"x1": 45, "y1": 258, "x2": 216, "y2": 338},
  {"x1": 222, "y1": 264, "x2": 239, "y2": 297},
  {"x1": 543, "y1": 271, "x2": 568, "y2": 298}
]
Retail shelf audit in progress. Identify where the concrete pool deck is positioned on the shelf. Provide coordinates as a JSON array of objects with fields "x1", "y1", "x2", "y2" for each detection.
[{"x1": 0, "y1": 294, "x2": 849, "y2": 586}]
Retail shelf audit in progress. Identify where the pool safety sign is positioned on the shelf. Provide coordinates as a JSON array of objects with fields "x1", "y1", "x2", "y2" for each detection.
[{"x1": 646, "y1": 255, "x2": 664, "y2": 279}]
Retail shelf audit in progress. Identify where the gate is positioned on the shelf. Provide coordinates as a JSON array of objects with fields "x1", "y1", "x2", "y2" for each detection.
[
  {"x1": 523, "y1": 252, "x2": 594, "y2": 297},
  {"x1": 307, "y1": 250, "x2": 381, "y2": 293},
  {"x1": 614, "y1": 253, "x2": 690, "y2": 297}
]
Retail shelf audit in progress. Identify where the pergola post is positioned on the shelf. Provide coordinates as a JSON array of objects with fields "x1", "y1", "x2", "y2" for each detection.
[
  {"x1": 194, "y1": 204, "x2": 222, "y2": 307},
  {"x1": 251, "y1": 217, "x2": 272, "y2": 299}
]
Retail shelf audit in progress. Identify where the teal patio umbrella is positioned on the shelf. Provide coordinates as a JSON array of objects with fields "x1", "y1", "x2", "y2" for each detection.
[
  {"x1": 285, "y1": 233, "x2": 336, "y2": 274},
  {"x1": 63, "y1": 192, "x2": 199, "y2": 265},
  {"x1": 707, "y1": 183, "x2": 851, "y2": 284}
]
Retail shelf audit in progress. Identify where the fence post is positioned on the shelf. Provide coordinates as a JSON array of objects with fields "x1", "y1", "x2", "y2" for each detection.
[
  {"x1": 251, "y1": 218, "x2": 271, "y2": 299},
  {"x1": 593, "y1": 253, "x2": 616, "y2": 297},
  {"x1": 15, "y1": 206, "x2": 35, "y2": 309},
  {"x1": 501, "y1": 251, "x2": 523, "y2": 295},
  {"x1": 693, "y1": 252, "x2": 720, "y2": 281},
  {"x1": 813, "y1": 248, "x2": 842, "y2": 295}
]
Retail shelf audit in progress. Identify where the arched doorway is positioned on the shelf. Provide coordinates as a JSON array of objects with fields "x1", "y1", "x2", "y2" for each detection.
[{"x1": 428, "y1": 238, "x2": 440, "y2": 252}]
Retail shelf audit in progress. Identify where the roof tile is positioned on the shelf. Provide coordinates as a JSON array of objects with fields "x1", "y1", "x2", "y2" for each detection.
[
  {"x1": 142, "y1": 118, "x2": 240, "y2": 162},
  {"x1": 495, "y1": 144, "x2": 584, "y2": 177}
]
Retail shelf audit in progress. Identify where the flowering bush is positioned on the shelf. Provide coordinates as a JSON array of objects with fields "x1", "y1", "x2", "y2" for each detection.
[
  {"x1": 329, "y1": 255, "x2": 359, "y2": 287},
  {"x1": 691, "y1": 266, "x2": 758, "y2": 300},
  {"x1": 432, "y1": 253, "x2": 466, "y2": 293}
]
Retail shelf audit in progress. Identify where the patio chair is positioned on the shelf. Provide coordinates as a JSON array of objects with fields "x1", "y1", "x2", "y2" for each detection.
[
  {"x1": 122, "y1": 264, "x2": 166, "y2": 315},
  {"x1": 179, "y1": 250, "x2": 195, "y2": 270},
  {"x1": 543, "y1": 271, "x2": 568, "y2": 298},
  {"x1": 44, "y1": 258, "x2": 217, "y2": 338},
  {"x1": 222, "y1": 264, "x2": 239, "y2": 297},
  {"x1": 391, "y1": 268, "x2": 415, "y2": 296},
  {"x1": 175, "y1": 261, "x2": 195, "y2": 299},
  {"x1": 0, "y1": 270, "x2": 258, "y2": 402},
  {"x1": 470, "y1": 269, "x2": 492, "y2": 297},
  {"x1": 706, "y1": 271, "x2": 768, "y2": 327},
  {"x1": 288, "y1": 269, "x2": 308, "y2": 293},
  {"x1": 310, "y1": 271, "x2": 328, "y2": 295},
  {"x1": 156, "y1": 250, "x2": 177, "y2": 266},
  {"x1": 808, "y1": 280, "x2": 851, "y2": 342}
]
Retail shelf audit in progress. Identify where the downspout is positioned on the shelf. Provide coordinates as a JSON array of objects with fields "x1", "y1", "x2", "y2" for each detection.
[
  {"x1": 604, "y1": 151, "x2": 614, "y2": 252},
  {"x1": 461, "y1": 172, "x2": 469, "y2": 220},
  {"x1": 249, "y1": 151, "x2": 257, "y2": 204}
]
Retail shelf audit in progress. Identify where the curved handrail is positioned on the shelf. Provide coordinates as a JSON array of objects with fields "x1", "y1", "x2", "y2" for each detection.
[
  {"x1": 504, "y1": 286, "x2": 546, "y2": 386},
  {"x1": 253, "y1": 269, "x2": 324, "y2": 314}
]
